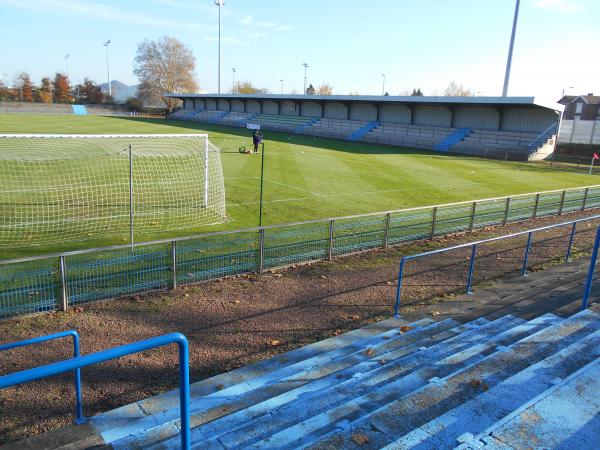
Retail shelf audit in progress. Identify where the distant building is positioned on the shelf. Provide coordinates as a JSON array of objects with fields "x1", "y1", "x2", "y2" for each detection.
[{"x1": 558, "y1": 94, "x2": 600, "y2": 121}]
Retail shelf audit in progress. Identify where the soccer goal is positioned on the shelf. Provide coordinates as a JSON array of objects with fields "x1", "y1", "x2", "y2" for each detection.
[{"x1": 0, "y1": 134, "x2": 226, "y2": 249}]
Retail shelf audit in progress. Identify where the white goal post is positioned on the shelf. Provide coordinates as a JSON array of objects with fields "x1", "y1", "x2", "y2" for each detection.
[{"x1": 0, "y1": 134, "x2": 226, "y2": 248}]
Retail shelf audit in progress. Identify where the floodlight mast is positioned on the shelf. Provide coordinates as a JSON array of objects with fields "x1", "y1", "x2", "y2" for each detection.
[
  {"x1": 65, "y1": 54, "x2": 70, "y2": 77},
  {"x1": 381, "y1": 74, "x2": 386, "y2": 96},
  {"x1": 502, "y1": 0, "x2": 520, "y2": 97},
  {"x1": 303, "y1": 63, "x2": 308, "y2": 94},
  {"x1": 104, "y1": 40, "x2": 111, "y2": 97},
  {"x1": 215, "y1": 0, "x2": 225, "y2": 94},
  {"x1": 232, "y1": 67, "x2": 236, "y2": 93},
  {"x1": 280, "y1": 79, "x2": 284, "y2": 95}
]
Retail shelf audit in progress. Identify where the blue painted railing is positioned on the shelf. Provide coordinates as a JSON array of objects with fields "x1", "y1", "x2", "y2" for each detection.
[
  {"x1": 394, "y1": 215, "x2": 599, "y2": 317},
  {"x1": 0, "y1": 330, "x2": 84, "y2": 423},
  {"x1": 0, "y1": 333, "x2": 191, "y2": 450},
  {"x1": 527, "y1": 122, "x2": 558, "y2": 154},
  {"x1": 581, "y1": 226, "x2": 600, "y2": 311},
  {"x1": 348, "y1": 121, "x2": 379, "y2": 140}
]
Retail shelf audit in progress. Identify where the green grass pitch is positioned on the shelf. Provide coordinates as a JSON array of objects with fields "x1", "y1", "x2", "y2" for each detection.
[{"x1": 0, "y1": 113, "x2": 595, "y2": 258}]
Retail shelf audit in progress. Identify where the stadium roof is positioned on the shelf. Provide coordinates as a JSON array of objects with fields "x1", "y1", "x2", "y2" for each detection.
[{"x1": 165, "y1": 93, "x2": 562, "y2": 111}]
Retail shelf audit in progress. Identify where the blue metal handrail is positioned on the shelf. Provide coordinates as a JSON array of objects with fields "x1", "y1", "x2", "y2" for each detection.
[
  {"x1": 0, "y1": 333, "x2": 191, "y2": 450},
  {"x1": 394, "y1": 215, "x2": 599, "y2": 317},
  {"x1": 581, "y1": 226, "x2": 600, "y2": 311},
  {"x1": 0, "y1": 330, "x2": 84, "y2": 423},
  {"x1": 527, "y1": 122, "x2": 558, "y2": 153}
]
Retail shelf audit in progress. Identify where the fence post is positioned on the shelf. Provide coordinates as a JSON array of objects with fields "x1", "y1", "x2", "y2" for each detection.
[
  {"x1": 328, "y1": 219, "x2": 335, "y2": 261},
  {"x1": 503, "y1": 197, "x2": 511, "y2": 225},
  {"x1": 469, "y1": 202, "x2": 476, "y2": 232},
  {"x1": 383, "y1": 213, "x2": 391, "y2": 249},
  {"x1": 581, "y1": 226, "x2": 600, "y2": 311},
  {"x1": 533, "y1": 193, "x2": 540, "y2": 219},
  {"x1": 581, "y1": 187, "x2": 589, "y2": 211},
  {"x1": 565, "y1": 222, "x2": 577, "y2": 262},
  {"x1": 521, "y1": 231, "x2": 533, "y2": 276},
  {"x1": 430, "y1": 207, "x2": 438, "y2": 239},
  {"x1": 394, "y1": 257, "x2": 406, "y2": 318},
  {"x1": 171, "y1": 241, "x2": 177, "y2": 289},
  {"x1": 258, "y1": 229, "x2": 265, "y2": 273},
  {"x1": 558, "y1": 190, "x2": 566, "y2": 215},
  {"x1": 59, "y1": 256, "x2": 68, "y2": 311},
  {"x1": 466, "y1": 244, "x2": 477, "y2": 294}
]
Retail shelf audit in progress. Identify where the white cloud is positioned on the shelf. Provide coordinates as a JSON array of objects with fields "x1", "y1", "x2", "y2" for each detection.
[
  {"x1": 534, "y1": 0, "x2": 582, "y2": 12},
  {"x1": 238, "y1": 15, "x2": 292, "y2": 32},
  {"x1": 240, "y1": 15, "x2": 254, "y2": 25}
]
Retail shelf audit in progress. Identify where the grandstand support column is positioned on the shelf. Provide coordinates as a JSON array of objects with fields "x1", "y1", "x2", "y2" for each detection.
[
  {"x1": 430, "y1": 207, "x2": 438, "y2": 239},
  {"x1": 128, "y1": 145, "x2": 134, "y2": 248},
  {"x1": 59, "y1": 256, "x2": 68, "y2": 311}
]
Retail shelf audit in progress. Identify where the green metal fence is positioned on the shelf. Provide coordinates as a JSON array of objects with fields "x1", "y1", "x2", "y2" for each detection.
[{"x1": 2, "y1": 185, "x2": 600, "y2": 320}]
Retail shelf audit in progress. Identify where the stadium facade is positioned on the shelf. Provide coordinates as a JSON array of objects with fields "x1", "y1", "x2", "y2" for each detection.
[{"x1": 165, "y1": 93, "x2": 561, "y2": 160}]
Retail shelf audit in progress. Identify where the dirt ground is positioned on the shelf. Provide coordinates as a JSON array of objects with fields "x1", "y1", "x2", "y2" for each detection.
[{"x1": 0, "y1": 209, "x2": 599, "y2": 444}]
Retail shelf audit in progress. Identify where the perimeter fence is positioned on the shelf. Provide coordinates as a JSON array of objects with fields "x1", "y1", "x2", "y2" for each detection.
[{"x1": 2, "y1": 185, "x2": 600, "y2": 320}]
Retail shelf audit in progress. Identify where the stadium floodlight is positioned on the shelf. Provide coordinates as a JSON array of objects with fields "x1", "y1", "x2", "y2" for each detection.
[
  {"x1": 280, "y1": 79, "x2": 284, "y2": 95},
  {"x1": 502, "y1": 0, "x2": 520, "y2": 97},
  {"x1": 0, "y1": 134, "x2": 226, "y2": 248},
  {"x1": 561, "y1": 86, "x2": 574, "y2": 98},
  {"x1": 215, "y1": 0, "x2": 225, "y2": 94},
  {"x1": 381, "y1": 74, "x2": 386, "y2": 96},
  {"x1": 104, "y1": 40, "x2": 111, "y2": 97},
  {"x1": 232, "y1": 67, "x2": 236, "y2": 93},
  {"x1": 64, "y1": 54, "x2": 70, "y2": 77},
  {"x1": 303, "y1": 63, "x2": 308, "y2": 94}
]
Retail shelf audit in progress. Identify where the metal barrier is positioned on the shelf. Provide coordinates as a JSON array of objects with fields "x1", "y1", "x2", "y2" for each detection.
[
  {"x1": 0, "y1": 332, "x2": 191, "y2": 449},
  {"x1": 0, "y1": 330, "x2": 83, "y2": 423},
  {"x1": 393, "y1": 215, "x2": 599, "y2": 317},
  {"x1": 581, "y1": 226, "x2": 600, "y2": 311},
  {"x1": 2, "y1": 184, "x2": 600, "y2": 320}
]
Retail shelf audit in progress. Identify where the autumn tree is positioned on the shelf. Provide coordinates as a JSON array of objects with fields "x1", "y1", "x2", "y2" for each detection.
[
  {"x1": 78, "y1": 78, "x2": 104, "y2": 104},
  {"x1": 37, "y1": 77, "x2": 53, "y2": 103},
  {"x1": 0, "y1": 79, "x2": 6, "y2": 101},
  {"x1": 443, "y1": 81, "x2": 473, "y2": 97},
  {"x1": 306, "y1": 83, "x2": 316, "y2": 95},
  {"x1": 235, "y1": 81, "x2": 259, "y2": 94},
  {"x1": 317, "y1": 83, "x2": 333, "y2": 95},
  {"x1": 15, "y1": 72, "x2": 33, "y2": 102},
  {"x1": 134, "y1": 36, "x2": 198, "y2": 111},
  {"x1": 54, "y1": 73, "x2": 71, "y2": 103}
]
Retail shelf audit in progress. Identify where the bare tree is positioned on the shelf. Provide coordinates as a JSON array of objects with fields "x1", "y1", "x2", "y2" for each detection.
[
  {"x1": 317, "y1": 82, "x2": 333, "y2": 96},
  {"x1": 443, "y1": 81, "x2": 474, "y2": 97},
  {"x1": 134, "y1": 36, "x2": 198, "y2": 111}
]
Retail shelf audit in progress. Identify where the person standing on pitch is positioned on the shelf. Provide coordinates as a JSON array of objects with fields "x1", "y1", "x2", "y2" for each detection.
[{"x1": 252, "y1": 130, "x2": 262, "y2": 154}]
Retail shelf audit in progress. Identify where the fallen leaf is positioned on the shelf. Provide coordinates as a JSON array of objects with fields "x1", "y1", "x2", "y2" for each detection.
[
  {"x1": 352, "y1": 433, "x2": 370, "y2": 444},
  {"x1": 216, "y1": 384, "x2": 224, "y2": 391},
  {"x1": 333, "y1": 329, "x2": 342, "y2": 336},
  {"x1": 383, "y1": 335, "x2": 391, "y2": 340},
  {"x1": 469, "y1": 379, "x2": 481, "y2": 388},
  {"x1": 481, "y1": 382, "x2": 489, "y2": 391},
  {"x1": 400, "y1": 326, "x2": 413, "y2": 333},
  {"x1": 269, "y1": 340, "x2": 281, "y2": 347},
  {"x1": 430, "y1": 311, "x2": 440, "y2": 317},
  {"x1": 364, "y1": 348, "x2": 375, "y2": 357},
  {"x1": 379, "y1": 359, "x2": 386, "y2": 365}
]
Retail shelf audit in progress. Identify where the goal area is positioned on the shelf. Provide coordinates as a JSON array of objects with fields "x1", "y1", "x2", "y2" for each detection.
[{"x1": 0, "y1": 134, "x2": 226, "y2": 248}]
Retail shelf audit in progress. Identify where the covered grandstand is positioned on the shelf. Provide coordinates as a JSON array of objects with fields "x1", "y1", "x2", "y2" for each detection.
[{"x1": 165, "y1": 93, "x2": 562, "y2": 161}]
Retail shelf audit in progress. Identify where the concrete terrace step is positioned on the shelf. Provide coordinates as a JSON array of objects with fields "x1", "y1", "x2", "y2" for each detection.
[
  {"x1": 309, "y1": 309, "x2": 600, "y2": 450},
  {"x1": 112, "y1": 317, "x2": 476, "y2": 448},
  {"x1": 241, "y1": 314, "x2": 555, "y2": 449},
  {"x1": 146, "y1": 318, "x2": 493, "y2": 449},
  {"x1": 96, "y1": 317, "x2": 441, "y2": 446}
]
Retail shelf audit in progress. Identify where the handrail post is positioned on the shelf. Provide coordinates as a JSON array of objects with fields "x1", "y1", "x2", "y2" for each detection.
[
  {"x1": 521, "y1": 231, "x2": 533, "y2": 276},
  {"x1": 59, "y1": 256, "x2": 68, "y2": 312},
  {"x1": 565, "y1": 222, "x2": 577, "y2": 262},
  {"x1": 532, "y1": 193, "x2": 540, "y2": 219},
  {"x1": 469, "y1": 201, "x2": 476, "y2": 232},
  {"x1": 466, "y1": 244, "x2": 477, "y2": 294},
  {"x1": 258, "y1": 228, "x2": 265, "y2": 273},
  {"x1": 503, "y1": 197, "x2": 511, "y2": 225},
  {"x1": 558, "y1": 190, "x2": 566, "y2": 215},
  {"x1": 581, "y1": 226, "x2": 600, "y2": 311},
  {"x1": 383, "y1": 213, "x2": 391, "y2": 249},
  {"x1": 394, "y1": 257, "x2": 406, "y2": 318},
  {"x1": 430, "y1": 207, "x2": 438, "y2": 239},
  {"x1": 328, "y1": 219, "x2": 335, "y2": 260},
  {"x1": 582, "y1": 187, "x2": 589, "y2": 211},
  {"x1": 171, "y1": 241, "x2": 177, "y2": 289}
]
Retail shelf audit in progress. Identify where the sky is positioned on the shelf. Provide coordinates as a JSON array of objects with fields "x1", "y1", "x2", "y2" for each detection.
[{"x1": 0, "y1": 0, "x2": 598, "y2": 101}]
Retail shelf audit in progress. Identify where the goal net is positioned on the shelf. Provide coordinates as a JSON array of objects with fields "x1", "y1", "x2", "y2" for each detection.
[{"x1": 0, "y1": 134, "x2": 226, "y2": 248}]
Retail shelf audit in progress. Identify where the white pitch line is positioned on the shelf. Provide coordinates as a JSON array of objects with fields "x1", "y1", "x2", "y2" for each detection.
[{"x1": 261, "y1": 178, "x2": 323, "y2": 196}]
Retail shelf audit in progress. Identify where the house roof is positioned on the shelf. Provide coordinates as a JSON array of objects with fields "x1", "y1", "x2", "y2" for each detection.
[{"x1": 570, "y1": 95, "x2": 600, "y2": 105}]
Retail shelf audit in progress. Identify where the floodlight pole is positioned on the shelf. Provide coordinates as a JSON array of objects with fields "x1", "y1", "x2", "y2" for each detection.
[
  {"x1": 104, "y1": 40, "x2": 111, "y2": 97},
  {"x1": 232, "y1": 67, "x2": 236, "y2": 93},
  {"x1": 259, "y1": 142, "x2": 265, "y2": 227},
  {"x1": 502, "y1": 0, "x2": 520, "y2": 97},
  {"x1": 128, "y1": 145, "x2": 134, "y2": 248},
  {"x1": 65, "y1": 54, "x2": 70, "y2": 77},
  {"x1": 303, "y1": 63, "x2": 308, "y2": 94},
  {"x1": 280, "y1": 79, "x2": 284, "y2": 95},
  {"x1": 215, "y1": 0, "x2": 225, "y2": 94},
  {"x1": 381, "y1": 74, "x2": 386, "y2": 96}
]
